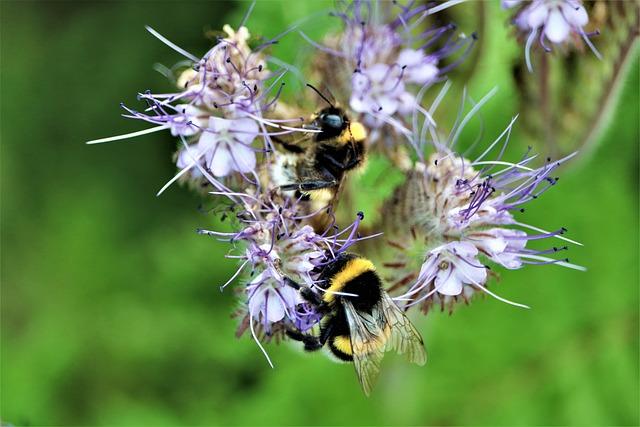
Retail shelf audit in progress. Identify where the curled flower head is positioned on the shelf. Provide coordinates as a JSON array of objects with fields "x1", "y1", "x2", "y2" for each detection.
[
  {"x1": 502, "y1": 0, "x2": 601, "y2": 71},
  {"x1": 244, "y1": 224, "x2": 325, "y2": 334},
  {"x1": 310, "y1": 0, "x2": 476, "y2": 140},
  {"x1": 89, "y1": 23, "x2": 314, "y2": 192},
  {"x1": 178, "y1": 24, "x2": 270, "y2": 114},
  {"x1": 386, "y1": 114, "x2": 585, "y2": 313},
  {"x1": 120, "y1": 24, "x2": 273, "y2": 134},
  {"x1": 198, "y1": 186, "x2": 376, "y2": 365},
  {"x1": 198, "y1": 194, "x2": 326, "y2": 355}
]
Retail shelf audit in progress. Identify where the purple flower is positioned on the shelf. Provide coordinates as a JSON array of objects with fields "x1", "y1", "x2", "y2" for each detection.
[
  {"x1": 88, "y1": 23, "x2": 321, "y2": 194},
  {"x1": 425, "y1": 241, "x2": 487, "y2": 296},
  {"x1": 176, "y1": 116, "x2": 259, "y2": 177},
  {"x1": 397, "y1": 49, "x2": 440, "y2": 84},
  {"x1": 92, "y1": 24, "x2": 273, "y2": 137},
  {"x1": 197, "y1": 186, "x2": 378, "y2": 366},
  {"x1": 391, "y1": 117, "x2": 585, "y2": 313},
  {"x1": 247, "y1": 269, "x2": 299, "y2": 323},
  {"x1": 502, "y1": 0, "x2": 601, "y2": 71},
  {"x1": 311, "y1": 0, "x2": 475, "y2": 139},
  {"x1": 350, "y1": 62, "x2": 417, "y2": 126},
  {"x1": 176, "y1": 25, "x2": 269, "y2": 114},
  {"x1": 469, "y1": 228, "x2": 528, "y2": 270}
]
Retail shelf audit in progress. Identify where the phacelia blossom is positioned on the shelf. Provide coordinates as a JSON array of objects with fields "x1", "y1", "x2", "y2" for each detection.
[
  {"x1": 88, "y1": 1, "x2": 589, "y2": 371},
  {"x1": 131, "y1": 24, "x2": 277, "y2": 184},
  {"x1": 93, "y1": 24, "x2": 273, "y2": 136},
  {"x1": 310, "y1": 0, "x2": 476, "y2": 140},
  {"x1": 88, "y1": 23, "x2": 319, "y2": 193},
  {"x1": 176, "y1": 116, "x2": 259, "y2": 177},
  {"x1": 198, "y1": 187, "x2": 377, "y2": 367},
  {"x1": 420, "y1": 241, "x2": 487, "y2": 297},
  {"x1": 502, "y1": 0, "x2": 601, "y2": 71},
  {"x1": 201, "y1": 197, "x2": 322, "y2": 331},
  {"x1": 173, "y1": 24, "x2": 270, "y2": 114},
  {"x1": 388, "y1": 116, "x2": 585, "y2": 313}
]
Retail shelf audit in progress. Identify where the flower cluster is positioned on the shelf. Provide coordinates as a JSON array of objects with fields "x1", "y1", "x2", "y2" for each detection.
[
  {"x1": 385, "y1": 110, "x2": 584, "y2": 313},
  {"x1": 135, "y1": 25, "x2": 272, "y2": 179},
  {"x1": 310, "y1": 0, "x2": 476, "y2": 142},
  {"x1": 89, "y1": 24, "x2": 317, "y2": 193},
  {"x1": 89, "y1": 0, "x2": 591, "y2": 366},
  {"x1": 198, "y1": 187, "x2": 372, "y2": 365},
  {"x1": 502, "y1": 0, "x2": 601, "y2": 71},
  {"x1": 199, "y1": 194, "x2": 325, "y2": 354}
]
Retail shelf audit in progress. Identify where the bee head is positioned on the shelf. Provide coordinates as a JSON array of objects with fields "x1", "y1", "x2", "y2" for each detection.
[
  {"x1": 315, "y1": 107, "x2": 367, "y2": 145},
  {"x1": 316, "y1": 107, "x2": 348, "y2": 140}
]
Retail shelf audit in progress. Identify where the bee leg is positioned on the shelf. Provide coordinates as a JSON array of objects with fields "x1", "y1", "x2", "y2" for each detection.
[
  {"x1": 318, "y1": 152, "x2": 360, "y2": 172},
  {"x1": 283, "y1": 277, "x2": 331, "y2": 314},
  {"x1": 300, "y1": 287, "x2": 324, "y2": 306},
  {"x1": 280, "y1": 180, "x2": 337, "y2": 192},
  {"x1": 321, "y1": 153, "x2": 349, "y2": 170},
  {"x1": 300, "y1": 287, "x2": 333, "y2": 314},
  {"x1": 318, "y1": 321, "x2": 334, "y2": 345},
  {"x1": 286, "y1": 320, "x2": 334, "y2": 351},
  {"x1": 285, "y1": 328, "x2": 324, "y2": 351},
  {"x1": 342, "y1": 156, "x2": 361, "y2": 170},
  {"x1": 283, "y1": 276, "x2": 301, "y2": 290}
]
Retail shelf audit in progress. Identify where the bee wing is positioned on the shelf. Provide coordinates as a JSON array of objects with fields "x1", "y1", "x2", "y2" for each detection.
[
  {"x1": 378, "y1": 293, "x2": 427, "y2": 366},
  {"x1": 342, "y1": 299, "x2": 386, "y2": 396},
  {"x1": 271, "y1": 132, "x2": 314, "y2": 155},
  {"x1": 343, "y1": 294, "x2": 427, "y2": 395}
]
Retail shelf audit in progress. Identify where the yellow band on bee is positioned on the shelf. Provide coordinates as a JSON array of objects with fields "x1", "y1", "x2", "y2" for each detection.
[
  {"x1": 306, "y1": 188, "x2": 333, "y2": 202},
  {"x1": 333, "y1": 335, "x2": 353, "y2": 355},
  {"x1": 349, "y1": 122, "x2": 367, "y2": 142},
  {"x1": 323, "y1": 258, "x2": 376, "y2": 303},
  {"x1": 337, "y1": 121, "x2": 367, "y2": 144}
]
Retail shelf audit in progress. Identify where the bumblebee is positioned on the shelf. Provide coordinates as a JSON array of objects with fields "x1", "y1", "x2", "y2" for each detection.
[
  {"x1": 284, "y1": 253, "x2": 427, "y2": 396},
  {"x1": 269, "y1": 85, "x2": 368, "y2": 220}
]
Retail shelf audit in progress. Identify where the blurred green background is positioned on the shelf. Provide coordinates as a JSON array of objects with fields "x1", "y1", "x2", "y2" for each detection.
[{"x1": 1, "y1": 1, "x2": 638, "y2": 425}]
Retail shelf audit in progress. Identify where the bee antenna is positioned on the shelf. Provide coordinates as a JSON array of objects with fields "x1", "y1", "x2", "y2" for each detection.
[{"x1": 306, "y1": 83, "x2": 335, "y2": 108}]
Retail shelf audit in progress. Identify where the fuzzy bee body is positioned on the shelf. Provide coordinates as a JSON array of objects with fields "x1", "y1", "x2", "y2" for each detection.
[
  {"x1": 269, "y1": 106, "x2": 368, "y2": 229},
  {"x1": 285, "y1": 253, "x2": 427, "y2": 396}
]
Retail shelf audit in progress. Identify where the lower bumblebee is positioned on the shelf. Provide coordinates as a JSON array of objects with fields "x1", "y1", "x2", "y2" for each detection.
[{"x1": 284, "y1": 252, "x2": 427, "y2": 395}]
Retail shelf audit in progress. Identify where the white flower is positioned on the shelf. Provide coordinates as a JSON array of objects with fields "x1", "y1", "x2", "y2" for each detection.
[
  {"x1": 429, "y1": 241, "x2": 487, "y2": 296},
  {"x1": 348, "y1": 48, "x2": 438, "y2": 125},
  {"x1": 280, "y1": 226, "x2": 325, "y2": 286},
  {"x1": 248, "y1": 270, "x2": 301, "y2": 324},
  {"x1": 504, "y1": 0, "x2": 599, "y2": 71},
  {"x1": 196, "y1": 116, "x2": 258, "y2": 177},
  {"x1": 176, "y1": 145, "x2": 204, "y2": 178},
  {"x1": 467, "y1": 228, "x2": 528, "y2": 270},
  {"x1": 515, "y1": 1, "x2": 589, "y2": 44},
  {"x1": 169, "y1": 104, "x2": 208, "y2": 137},
  {"x1": 397, "y1": 49, "x2": 439, "y2": 84},
  {"x1": 507, "y1": 0, "x2": 590, "y2": 42},
  {"x1": 350, "y1": 64, "x2": 417, "y2": 125}
]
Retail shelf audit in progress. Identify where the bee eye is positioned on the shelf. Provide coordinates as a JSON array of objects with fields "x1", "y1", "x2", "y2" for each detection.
[{"x1": 321, "y1": 114, "x2": 343, "y2": 129}]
